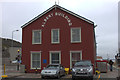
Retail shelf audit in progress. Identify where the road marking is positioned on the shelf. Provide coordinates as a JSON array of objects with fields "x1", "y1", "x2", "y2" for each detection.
[{"x1": 97, "y1": 74, "x2": 100, "y2": 80}]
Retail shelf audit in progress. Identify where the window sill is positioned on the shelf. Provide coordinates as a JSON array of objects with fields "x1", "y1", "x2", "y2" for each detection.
[
  {"x1": 32, "y1": 43, "x2": 42, "y2": 45},
  {"x1": 71, "y1": 41, "x2": 81, "y2": 43},
  {"x1": 51, "y1": 42, "x2": 60, "y2": 44},
  {"x1": 30, "y1": 68, "x2": 41, "y2": 69}
]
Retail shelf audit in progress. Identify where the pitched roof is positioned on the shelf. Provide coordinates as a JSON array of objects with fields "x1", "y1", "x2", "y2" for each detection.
[{"x1": 21, "y1": 5, "x2": 94, "y2": 28}]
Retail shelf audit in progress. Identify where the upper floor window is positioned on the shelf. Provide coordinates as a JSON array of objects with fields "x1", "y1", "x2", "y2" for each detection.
[
  {"x1": 32, "y1": 30, "x2": 42, "y2": 44},
  {"x1": 71, "y1": 28, "x2": 81, "y2": 43},
  {"x1": 51, "y1": 29, "x2": 60, "y2": 43}
]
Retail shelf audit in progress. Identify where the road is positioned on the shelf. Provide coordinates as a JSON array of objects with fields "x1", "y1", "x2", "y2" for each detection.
[{"x1": 1, "y1": 63, "x2": 120, "y2": 80}]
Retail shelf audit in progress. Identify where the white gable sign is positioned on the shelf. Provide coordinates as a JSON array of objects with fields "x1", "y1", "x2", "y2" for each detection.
[{"x1": 41, "y1": 12, "x2": 72, "y2": 27}]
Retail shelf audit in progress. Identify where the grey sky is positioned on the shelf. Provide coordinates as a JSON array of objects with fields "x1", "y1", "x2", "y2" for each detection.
[
  {"x1": 1, "y1": 0, "x2": 119, "y2": 59},
  {"x1": 119, "y1": 1, "x2": 120, "y2": 51}
]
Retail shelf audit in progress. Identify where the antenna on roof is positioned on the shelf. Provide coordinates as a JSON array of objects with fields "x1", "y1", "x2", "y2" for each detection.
[
  {"x1": 55, "y1": 0, "x2": 59, "y2": 5},
  {"x1": 55, "y1": 1, "x2": 56, "y2": 5},
  {"x1": 55, "y1": 1, "x2": 57, "y2": 10}
]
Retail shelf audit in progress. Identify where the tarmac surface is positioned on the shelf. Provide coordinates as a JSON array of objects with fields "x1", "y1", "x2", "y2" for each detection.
[{"x1": 1, "y1": 64, "x2": 120, "y2": 80}]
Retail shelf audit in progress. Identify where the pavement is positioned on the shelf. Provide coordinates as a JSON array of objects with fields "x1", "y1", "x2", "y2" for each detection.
[
  {"x1": 1, "y1": 69, "x2": 119, "y2": 79},
  {"x1": 95, "y1": 69, "x2": 118, "y2": 79},
  {"x1": 1, "y1": 64, "x2": 120, "y2": 80}
]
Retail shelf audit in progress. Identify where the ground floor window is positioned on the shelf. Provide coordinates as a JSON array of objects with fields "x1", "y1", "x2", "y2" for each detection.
[
  {"x1": 50, "y1": 51, "x2": 61, "y2": 64},
  {"x1": 31, "y1": 51, "x2": 41, "y2": 69},
  {"x1": 70, "y1": 51, "x2": 82, "y2": 68}
]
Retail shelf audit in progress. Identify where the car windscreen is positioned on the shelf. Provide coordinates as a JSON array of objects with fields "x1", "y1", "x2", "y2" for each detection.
[
  {"x1": 46, "y1": 65, "x2": 59, "y2": 69},
  {"x1": 74, "y1": 61, "x2": 92, "y2": 67}
]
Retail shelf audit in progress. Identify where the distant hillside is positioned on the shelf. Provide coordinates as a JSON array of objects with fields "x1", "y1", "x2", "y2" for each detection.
[
  {"x1": 2, "y1": 38, "x2": 21, "y2": 47},
  {"x1": 1, "y1": 38, "x2": 22, "y2": 58}
]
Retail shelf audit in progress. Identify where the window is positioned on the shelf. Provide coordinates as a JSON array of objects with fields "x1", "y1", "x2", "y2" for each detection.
[
  {"x1": 31, "y1": 52, "x2": 41, "y2": 69},
  {"x1": 51, "y1": 29, "x2": 60, "y2": 43},
  {"x1": 50, "y1": 51, "x2": 61, "y2": 64},
  {"x1": 32, "y1": 30, "x2": 42, "y2": 44},
  {"x1": 71, "y1": 28, "x2": 81, "y2": 43},
  {"x1": 70, "y1": 51, "x2": 82, "y2": 68}
]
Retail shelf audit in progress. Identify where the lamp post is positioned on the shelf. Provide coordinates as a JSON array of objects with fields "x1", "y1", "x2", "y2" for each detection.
[
  {"x1": 11, "y1": 29, "x2": 19, "y2": 70},
  {"x1": 12, "y1": 30, "x2": 19, "y2": 47}
]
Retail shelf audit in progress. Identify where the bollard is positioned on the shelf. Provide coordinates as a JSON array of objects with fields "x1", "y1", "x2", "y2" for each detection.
[
  {"x1": 95, "y1": 67, "x2": 100, "y2": 75},
  {"x1": 25, "y1": 68, "x2": 27, "y2": 73},
  {"x1": 1, "y1": 64, "x2": 8, "y2": 78},
  {"x1": 96, "y1": 70, "x2": 100, "y2": 75},
  {"x1": 4, "y1": 64, "x2": 5, "y2": 75},
  {"x1": 65, "y1": 68, "x2": 69, "y2": 74},
  {"x1": 17, "y1": 63, "x2": 19, "y2": 71},
  {"x1": 97, "y1": 75, "x2": 101, "y2": 80},
  {"x1": 25, "y1": 66, "x2": 27, "y2": 73},
  {"x1": 35, "y1": 68, "x2": 38, "y2": 74}
]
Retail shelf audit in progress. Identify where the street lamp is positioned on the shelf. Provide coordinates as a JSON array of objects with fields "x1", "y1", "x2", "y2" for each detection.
[
  {"x1": 12, "y1": 30, "x2": 19, "y2": 47},
  {"x1": 11, "y1": 30, "x2": 19, "y2": 70}
]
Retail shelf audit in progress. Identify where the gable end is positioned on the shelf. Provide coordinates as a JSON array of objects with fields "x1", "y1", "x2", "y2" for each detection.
[{"x1": 21, "y1": 5, "x2": 94, "y2": 28}]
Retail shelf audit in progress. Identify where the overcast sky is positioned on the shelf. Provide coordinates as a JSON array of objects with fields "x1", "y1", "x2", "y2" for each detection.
[{"x1": 1, "y1": 0, "x2": 119, "y2": 59}]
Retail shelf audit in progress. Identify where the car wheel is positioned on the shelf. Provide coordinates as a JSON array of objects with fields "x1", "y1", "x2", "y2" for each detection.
[
  {"x1": 57, "y1": 73, "x2": 60, "y2": 79},
  {"x1": 63, "y1": 71, "x2": 66, "y2": 76},
  {"x1": 72, "y1": 76, "x2": 75, "y2": 80},
  {"x1": 89, "y1": 76, "x2": 93, "y2": 80},
  {"x1": 64, "y1": 72, "x2": 66, "y2": 76},
  {"x1": 41, "y1": 76, "x2": 44, "y2": 79}
]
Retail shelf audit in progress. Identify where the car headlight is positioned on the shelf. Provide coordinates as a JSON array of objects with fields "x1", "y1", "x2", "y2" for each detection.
[
  {"x1": 56, "y1": 71, "x2": 59, "y2": 74},
  {"x1": 72, "y1": 68, "x2": 76, "y2": 72},
  {"x1": 87, "y1": 68, "x2": 92, "y2": 72},
  {"x1": 41, "y1": 70, "x2": 45, "y2": 74}
]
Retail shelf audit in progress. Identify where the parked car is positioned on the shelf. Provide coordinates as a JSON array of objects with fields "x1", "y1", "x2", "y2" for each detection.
[
  {"x1": 41, "y1": 64, "x2": 65, "y2": 79},
  {"x1": 72, "y1": 60, "x2": 93, "y2": 80}
]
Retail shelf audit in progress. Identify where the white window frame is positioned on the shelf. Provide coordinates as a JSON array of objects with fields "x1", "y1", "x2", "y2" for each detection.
[
  {"x1": 49, "y1": 51, "x2": 61, "y2": 64},
  {"x1": 71, "y1": 28, "x2": 81, "y2": 43},
  {"x1": 32, "y1": 30, "x2": 42, "y2": 44},
  {"x1": 31, "y1": 51, "x2": 41, "y2": 69},
  {"x1": 70, "y1": 51, "x2": 82, "y2": 68},
  {"x1": 51, "y1": 29, "x2": 60, "y2": 44}
]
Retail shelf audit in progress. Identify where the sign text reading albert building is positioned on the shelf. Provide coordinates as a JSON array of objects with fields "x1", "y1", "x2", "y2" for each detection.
[{"x1": 41, "y1": 12, "x2": 72, "y2": 27}]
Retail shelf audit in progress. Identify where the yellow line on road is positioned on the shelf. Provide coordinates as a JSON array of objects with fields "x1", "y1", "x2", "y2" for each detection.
[{"x1": 97, "y1": 74, "x2": 100, "y2": 80}]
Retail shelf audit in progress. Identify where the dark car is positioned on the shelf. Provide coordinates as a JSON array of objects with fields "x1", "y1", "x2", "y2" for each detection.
[
  {"x1": 41, "y1": 64, "x2": 65, "y2": 79},
  {"x1": 72, "y1": 60, "x2": 93, "y2": 80}
]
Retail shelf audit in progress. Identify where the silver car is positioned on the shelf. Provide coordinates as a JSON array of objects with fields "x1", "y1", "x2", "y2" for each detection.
[
  {"x1": 41, "y1": 64, "x2": 65, "y2": 79},
  {"x1": 72, "y1": 60, "x2": 93, "y2": 80}
]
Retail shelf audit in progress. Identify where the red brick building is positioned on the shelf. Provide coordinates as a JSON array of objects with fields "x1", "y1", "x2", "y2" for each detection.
[{"x1": 21, "y1": 5, "x2": 96, "y2": 73}]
